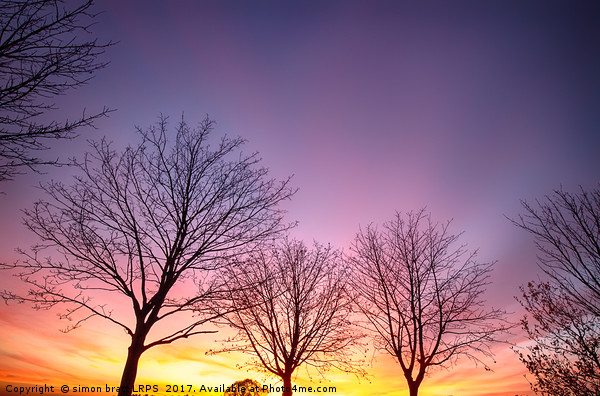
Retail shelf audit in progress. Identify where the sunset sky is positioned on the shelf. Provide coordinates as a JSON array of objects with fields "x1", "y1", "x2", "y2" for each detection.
[{"x1": 1, "y1": 1, "x2": 600, "y2": 395}]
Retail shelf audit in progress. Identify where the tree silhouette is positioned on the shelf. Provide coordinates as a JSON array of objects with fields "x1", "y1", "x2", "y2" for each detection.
[
  {"x1": 0, "y1": 115, "x2": 294, "y2": 396},
  {"x1": 224, "y1": 379, "x2": 268, "y2": 396},
  {"x1": 0, "y1": 0, "x2": 113, "y2": 182},
  {"x1": 349, "y1": 209, "x2": 509, "y2": 396},
  {"x1": 512, "y1": 186, "x2": 600, "y2": 395},
  {"x1": 213, "y1": 239, "x2": 363, "y2": 396}
]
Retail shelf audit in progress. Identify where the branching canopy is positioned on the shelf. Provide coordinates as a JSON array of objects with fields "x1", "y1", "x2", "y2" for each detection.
[
  {"x1": 512, "y1": 186, "x2": 600, "y2": 395},
  {"x1": 1, "y1": 115, "x2": 294, "y2": 350},
  {"x1": 0, "y1": 0, "x2": 113, "y2": 181},
  {"x1": 213, "y1": 239, "x2": 363, "y2": 387},
  {"x1": 349, "y1": 209, "x2": 509, "y2": 395}
]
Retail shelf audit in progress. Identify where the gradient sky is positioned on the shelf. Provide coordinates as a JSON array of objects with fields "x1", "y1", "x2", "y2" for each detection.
[{"x1": 1, "y1": 1, "x2": 600, "y2": 395}]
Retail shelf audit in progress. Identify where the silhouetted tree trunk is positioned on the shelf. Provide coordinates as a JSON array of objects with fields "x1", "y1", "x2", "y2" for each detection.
[
  {"x1": 406, "y1": 374, "x2": 425, "y2": 396},
  {"x1": 407, "y1": 382, "x2": 418, "y2": 396},
  {"x1": 282, "y1": 372, "x2": 293, "y2": 396},
  {"x1": 119, "y1": 332, "x2": 147, "y2": 396}
]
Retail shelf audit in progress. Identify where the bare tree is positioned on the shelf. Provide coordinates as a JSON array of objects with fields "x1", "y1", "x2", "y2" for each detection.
[
  {"x1": 0, "y1": 115, "x2": 294, "y2": 396},
  {"x1": 349, "y1": 209, "x2": 509, "y2": 396},
  {"x1": 213, "y1": 239, "x2": 363, "y2": 396},
  {"x1": 512, "y1": 186, "x2": 600, "y2": 395},
  {"x1": 0, "y1": 0, "x2": 113, "y2": 182}
]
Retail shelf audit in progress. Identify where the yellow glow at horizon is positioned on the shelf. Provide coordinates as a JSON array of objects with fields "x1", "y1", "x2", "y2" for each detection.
[{"x1": 0, "y1": 301, "x2": 535, "y2": 396}]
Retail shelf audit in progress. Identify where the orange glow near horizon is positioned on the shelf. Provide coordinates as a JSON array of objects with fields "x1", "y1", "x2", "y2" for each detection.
[{"x1": 0, "y1": 301, "x2": 535, "y2": 396}]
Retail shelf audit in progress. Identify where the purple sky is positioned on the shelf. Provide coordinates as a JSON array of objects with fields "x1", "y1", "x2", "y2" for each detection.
[
  {"x1": 85, "y1": 1, "x2": 599, "y2": 297},
  {"x1": 1, "y1": 1, "x2": 599, "y2": 392},
  {"x1": 4, "y1": 0, "x2": 600, "y2": 315}
]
